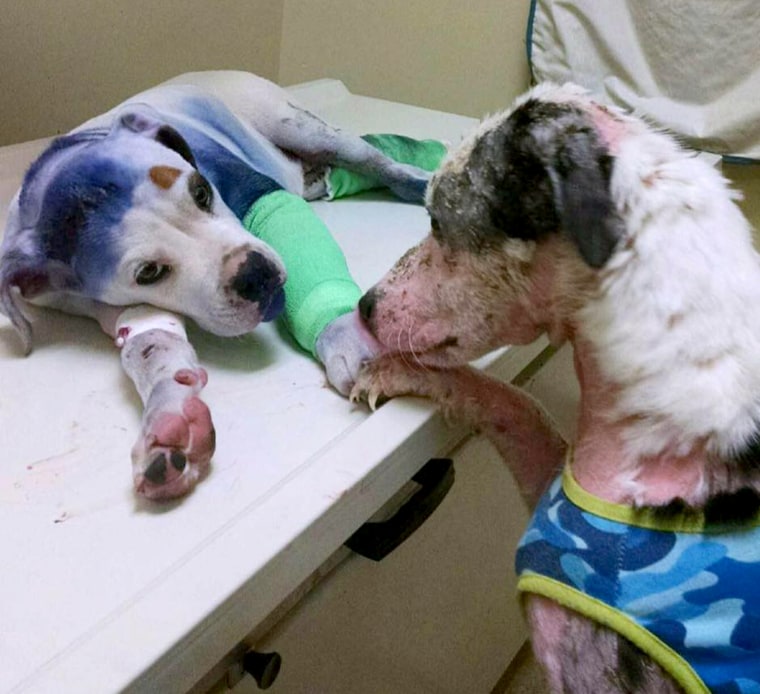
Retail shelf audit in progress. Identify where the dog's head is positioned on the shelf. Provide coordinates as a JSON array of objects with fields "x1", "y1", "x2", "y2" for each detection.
[
  {"x1": 0, "y1": 109, "x2": 286, "y2": 353},
  {"x1": 361, "y1": 83, "x2": 760, "y2": 470},
  {"x1": 358, "y1": 83, "x2": 634, "y2": 365}
]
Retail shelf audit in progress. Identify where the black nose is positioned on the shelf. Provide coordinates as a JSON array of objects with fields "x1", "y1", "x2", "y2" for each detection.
[
  {"x1": 231, "y1": 251, "x2": 283, "y2": 304},
  {"x1": 358, "y1": 289, "x2": 376, "y2": 324}
]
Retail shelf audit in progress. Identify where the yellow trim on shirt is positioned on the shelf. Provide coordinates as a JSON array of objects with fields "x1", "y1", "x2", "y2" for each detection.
[
  {"x1": 518, "y1": 573, "x2": 709, "y2": 694},
  {"x1": 561, "y1": 457, "x2": 760, "y2": 534}
]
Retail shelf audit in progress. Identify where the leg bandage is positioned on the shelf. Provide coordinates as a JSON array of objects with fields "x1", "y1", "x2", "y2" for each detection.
[
  {"x1": 327, "y1": 134, "x2": 447, "y2": 199},
  {"x1": 243, "y1": 190, "x2": 361, "y2": 355}
]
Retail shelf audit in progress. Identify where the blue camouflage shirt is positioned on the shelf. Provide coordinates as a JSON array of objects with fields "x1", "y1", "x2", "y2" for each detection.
[{"x1": 516, "y1": 468, "x2": 760, "y2": 694}]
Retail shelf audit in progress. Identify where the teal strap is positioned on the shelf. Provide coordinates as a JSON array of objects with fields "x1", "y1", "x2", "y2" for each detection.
[{"x1": 327, "y1": 134, "x2": 447, "y2": 199}]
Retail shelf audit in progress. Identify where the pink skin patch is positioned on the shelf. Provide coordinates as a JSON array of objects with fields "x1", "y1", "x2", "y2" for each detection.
[
  {"x1": 586, "y1": 103, "x2": 630, "y2": 154},
  {"x1": 173, "y1": 367, "x2": 208, "y2": 387},
  {"x1": 115, "y1": 326, "x2": 131, "y2": 347}
]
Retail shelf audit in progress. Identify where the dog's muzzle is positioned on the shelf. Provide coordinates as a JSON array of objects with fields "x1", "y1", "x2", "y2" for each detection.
[{"x1": 231, "y1": 250, "x2": 286, "y2": 322}]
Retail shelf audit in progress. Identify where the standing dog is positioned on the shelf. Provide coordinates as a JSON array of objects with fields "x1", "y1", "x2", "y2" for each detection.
[
  {"x1": 0, "y1": 70, "x2": 428, "y2": 500},
  {"x1": 353, "y1": 83, "x2": 760, "y2": 693}
]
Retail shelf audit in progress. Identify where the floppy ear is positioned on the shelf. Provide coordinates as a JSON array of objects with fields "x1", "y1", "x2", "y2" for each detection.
[
  {"x1": 0, "y1": 251, "x2": 79, "y2": 355},
  {"x1": 116, "y1": 110, "x2": 197, "y2": 167},
  {"x1": 547, "y1": 131, "x2": 621, "y2": 268},
  {"x1": 0, "y1": 202, "x2": 79, "y2": 354}
]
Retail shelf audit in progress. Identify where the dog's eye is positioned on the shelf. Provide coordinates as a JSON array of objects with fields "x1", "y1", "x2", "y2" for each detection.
[
  {"x1": 135, "y1": 262, "x2": 171, "y2": 285},
  {"x1": 189, "y1": 174, "x2": 213, "y2": 212}
]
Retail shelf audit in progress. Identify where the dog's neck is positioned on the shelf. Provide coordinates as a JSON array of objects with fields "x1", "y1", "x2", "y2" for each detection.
[
  {"x1": 569, "y1": 337, "x2": 713, "y2": 508},
  {"x1": 555, "y1": 140, "x2": 760, "y2": 512},
  {"x1": 569, "y1": 315, "x2": 760, "y2": 511}
]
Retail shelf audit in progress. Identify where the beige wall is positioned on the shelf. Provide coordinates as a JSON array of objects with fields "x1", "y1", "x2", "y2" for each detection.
[
  {"x1": 279, "y1": 1, "x2": 532, "y2": 118},
  {"x1": 0, "y1": 1, "x2": 531, "y2": 145},
  {"x1": 0, "y1": 0, "x2": 284, "y2": 145}
]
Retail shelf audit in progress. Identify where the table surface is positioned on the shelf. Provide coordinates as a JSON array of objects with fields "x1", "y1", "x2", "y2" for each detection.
[{"x1": 0, "y1": 79, "x2": 539, "y2": 694}]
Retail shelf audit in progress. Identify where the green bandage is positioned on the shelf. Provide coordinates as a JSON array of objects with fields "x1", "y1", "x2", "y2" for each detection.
[
  {"x1": 243, "y1": 190, "x2": 362, "y2": 355},
  {"x1": 327, "y1": 134, "x2": 447, "y2": 199}
]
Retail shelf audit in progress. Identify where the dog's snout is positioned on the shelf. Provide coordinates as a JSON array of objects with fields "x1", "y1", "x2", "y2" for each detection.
[
  {"x1": 231, "y1": 251, "x2": 285, "y2": 318},
  {"x1": 359, "y1": 289, "x2": 377, "y2": 325}
]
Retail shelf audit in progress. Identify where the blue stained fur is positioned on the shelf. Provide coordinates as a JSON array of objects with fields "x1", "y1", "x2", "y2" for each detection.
[
  {"x1": 15, "y1": 92, "x2": 288, "y2": 296},
  {"x1": 166, "y1": 119, "x2": 281, "y2": 219},
  {"x1": 35, "y1": 151, "x2": 131, "y2": 294},
  {"x1": 156, "y1": 95, "x2": 286, "y2": 218},
  {"x1": 178, "y1": 96, "x2": 289, "y2": 186}
]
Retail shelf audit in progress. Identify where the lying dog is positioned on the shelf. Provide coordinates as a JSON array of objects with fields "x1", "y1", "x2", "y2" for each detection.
[
  {"x1": 353, "y1": 83, "x2": 760, "y2": 693},
  {"x1": 0, "y1": 70, "x2": 433, "y2": 500}
]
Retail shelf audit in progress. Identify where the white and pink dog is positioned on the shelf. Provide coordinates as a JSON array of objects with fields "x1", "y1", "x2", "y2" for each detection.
[{"x1": 354, "y1": 84, "x2": 760, "y2": 693}]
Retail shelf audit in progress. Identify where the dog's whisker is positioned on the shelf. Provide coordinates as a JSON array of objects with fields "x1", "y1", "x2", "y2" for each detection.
[
  {"x1": 406, "y1": 318, "x2": 430, "y2": 374},
  {"x1": 395, "y1": 326, "x2": 414, "y2": 371},
  {"x1": 395, "y1": 318, "x2": 425, "y2": 373}
]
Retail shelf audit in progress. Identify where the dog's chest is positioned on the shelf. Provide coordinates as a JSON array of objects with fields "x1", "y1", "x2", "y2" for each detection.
[{"x1": 516, "y1": 473, "x2": 760, "y2": 693}]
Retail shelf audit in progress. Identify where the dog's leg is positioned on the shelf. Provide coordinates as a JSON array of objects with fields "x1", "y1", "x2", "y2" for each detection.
[
  {"x1": 35, "y1": 299, "x2": 215, "y2": 498},
  {"x1": 160, "y1": 71, "x2": 433, "y2": 202},
  {"x1": 273, "y1": 106, "x2": 434, "y2": 202},
  {"x1": 525, "y1": 597, "x2": 682, "y2": 694},
  {"x1": 261, "y1": 103, "x2": 435, "y2": 203},
  {"x1": 115, "y1": 307, "x2": 215, "y2": 500},
  {"x1": 352, "y1": 357, "x2": 566, "y2": 506}
]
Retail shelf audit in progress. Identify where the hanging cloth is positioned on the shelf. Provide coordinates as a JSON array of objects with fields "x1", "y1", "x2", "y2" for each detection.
[{"x1": 527, "y1": 0, "x2": 760, "y2": 160}]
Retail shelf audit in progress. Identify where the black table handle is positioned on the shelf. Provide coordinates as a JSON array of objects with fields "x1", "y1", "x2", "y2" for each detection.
[
  {"x1": 243, "y1": 650, "x2": 282, "y2": 689},
  {"x1": 345, "y1": 458, "x2": 454, "y2": 561}
]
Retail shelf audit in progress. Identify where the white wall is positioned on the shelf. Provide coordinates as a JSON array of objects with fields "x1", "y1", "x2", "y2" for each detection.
[{"x1": 279, "y1": 1, "x2": 532, "y2": 118}]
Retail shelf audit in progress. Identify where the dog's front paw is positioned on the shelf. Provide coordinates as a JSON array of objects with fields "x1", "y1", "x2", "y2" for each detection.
[
  {"x1": 132, "y1": 368, "x2": 215, "y2": 501},
  {"x1": 350, "y1": 360, "x2": 390, "y2": 410},
  {"x1": 350, "y1": 356, "x2": 433, "y2": 410},
  {"x1": 315, "y1": 309, "x2": 382, "y2": 396}
]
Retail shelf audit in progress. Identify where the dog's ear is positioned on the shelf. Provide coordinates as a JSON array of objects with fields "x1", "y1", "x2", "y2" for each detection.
[
  {"x1": 0, "y1": 202, "x2": 79, "y2": 354},
  {"x1": 547, "y1": 131, "x2": 621, "y2": 268},
  {"x1": 0, "y1": 251, "x2": 79, "y2": 355},
  {"x1": 116, "y1": 111, "x2": 197, "y2": 167}
]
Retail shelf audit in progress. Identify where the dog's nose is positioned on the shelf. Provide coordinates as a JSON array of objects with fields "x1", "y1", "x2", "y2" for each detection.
[
  {"x1": 358, "y1": 289, "x2": 376, "y2": 324},
  {"x1": 231, "y1": 251, "x2": 285, "y2": 308}
]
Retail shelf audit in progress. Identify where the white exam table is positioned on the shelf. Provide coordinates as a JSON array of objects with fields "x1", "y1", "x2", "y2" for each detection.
[{"x1": 0, "y1": 79, "x2": 545, "y2": 693}]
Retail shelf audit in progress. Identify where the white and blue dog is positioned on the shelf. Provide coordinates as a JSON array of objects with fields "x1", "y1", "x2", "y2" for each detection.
[{"x1": 0, "y1": 71, "x2": 431, "y2": 500}]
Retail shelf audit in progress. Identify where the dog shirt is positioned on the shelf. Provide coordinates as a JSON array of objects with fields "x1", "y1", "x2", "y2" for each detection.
[{"x1": 516, "y1": 467, "x2": 760, "y2": 694}]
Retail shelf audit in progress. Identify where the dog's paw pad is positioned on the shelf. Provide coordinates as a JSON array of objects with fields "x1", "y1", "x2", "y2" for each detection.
[{"x1": 133, "y1": 381, "x2": 215, "y2": 501}]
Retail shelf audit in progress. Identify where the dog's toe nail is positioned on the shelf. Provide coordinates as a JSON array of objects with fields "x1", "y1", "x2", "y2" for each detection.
[
  {"x1": 349, "y1": 387, "x2": 363, "y2": 404},
  {"x1": 170, "y1": 451, "x2": 187, "y2": 472},
  {"x1": 144, "y1": 453, "x2": 168, "y2": 484}
]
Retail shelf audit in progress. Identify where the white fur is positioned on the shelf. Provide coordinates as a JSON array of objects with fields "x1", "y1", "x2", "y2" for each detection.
[
  {"x1": 579, "y1": 125, "x2": 760, "y2": 461},
  {"x1": 354, "y1": 81, "x2": 760, "y2": 690}
]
